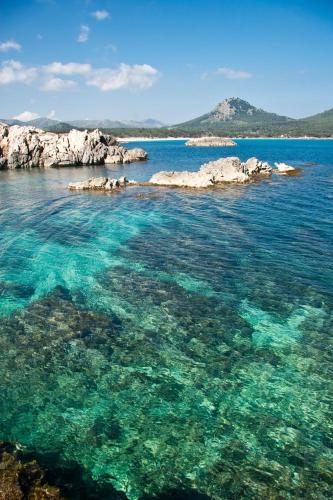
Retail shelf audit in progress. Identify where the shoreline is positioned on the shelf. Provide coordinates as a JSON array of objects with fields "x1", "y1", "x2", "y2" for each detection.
[{"x1": 118, "y1": 136, "x2": 333, "y2": 142}]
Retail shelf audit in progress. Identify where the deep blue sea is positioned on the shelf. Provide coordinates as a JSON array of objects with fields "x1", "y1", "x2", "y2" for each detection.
[{"x1": 0, "y1": 139, "x2": 332, "y2": 499}]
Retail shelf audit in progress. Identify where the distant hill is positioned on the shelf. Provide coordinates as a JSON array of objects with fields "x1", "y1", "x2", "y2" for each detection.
[
  {"x1": 297, "y1": 107, "x2": 333, "y2": 132},
  {"x1": 172, "y1": 97, "x2": 333, "y2": 136},
  {"x1": 0, "y1": 117, "x2": 165, "y2": 132},
  {"x1": 0, "y1": 118, "x2": 24, "y2": 126},
  {"x1": 26, "y1": 117, "x2": 74, "y2": 132},
  {"x1": 68, "y1": 118, "x2": 166, "y2": 129},
  {"x1": 175, "y1": 97, "x2": 294, "y2": 132},
  {"x1": 1, "y1": 102, "x2": 333, "y2": 137}
]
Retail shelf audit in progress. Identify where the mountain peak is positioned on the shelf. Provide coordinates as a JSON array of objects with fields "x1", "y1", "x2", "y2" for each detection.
[{"x1": 211, "y1": 97, "x2": 263, "y2": 122}]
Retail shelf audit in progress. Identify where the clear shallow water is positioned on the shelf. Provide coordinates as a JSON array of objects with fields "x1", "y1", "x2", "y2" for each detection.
[{"x1": 0, "y1": 139, "x2": 332, "y2": 499}]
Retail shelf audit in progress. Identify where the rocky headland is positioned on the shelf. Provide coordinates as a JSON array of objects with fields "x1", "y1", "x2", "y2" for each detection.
[
  {"x1": 0, "y1": 123, "x2": 147, "y2": 169},
  {"x1": 185, "y1": 137, "x2": 237, "y2": 147}
]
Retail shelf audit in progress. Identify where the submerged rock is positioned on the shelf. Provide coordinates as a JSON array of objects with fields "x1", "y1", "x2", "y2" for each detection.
[
  {"x1": 149, "y1": 156, "x2": 272, "y2": 188},
  {"x1": 68, "y1": 175, "x2": 135, "y2": 191},
  {"x1": 0, "y1": 441, "x2": 61, "y2": 499},
  {"x1": 186, "y1": 137, "x2": 237, "y2": 147},
  {"x1": 0, "y1": 122, "x2": 147, "y2": 169}
]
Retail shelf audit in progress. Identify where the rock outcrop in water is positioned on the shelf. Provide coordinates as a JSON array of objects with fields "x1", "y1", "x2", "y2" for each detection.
[
  {"x1": 69, "y1": 175, "x2": 135, "y2": 191},
  {"x1": 274, "y1": 162, "x2": 297, "y2": 173},
  {"x1": 149, "y1": 157, "x2": 272, "y2": 188},
  {"x1": 0, "y1": 122, "x2": 147, "y2": 169},
  {"x1": 185, "y1": 137, "x2": 237, "y2": 147}
]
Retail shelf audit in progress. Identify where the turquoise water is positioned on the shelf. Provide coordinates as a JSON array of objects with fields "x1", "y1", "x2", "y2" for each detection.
[{"x1": 0, "y1": 139, "x2": 332, "y2": 499}]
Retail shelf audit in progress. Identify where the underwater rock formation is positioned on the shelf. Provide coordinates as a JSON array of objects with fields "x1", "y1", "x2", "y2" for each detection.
[
  {"x1": 0, "y1": 123, "x2": 147, "y2": 169},
  {"x1": 0, "y1": 441, "x2": 61, "y2": 499},
  {"x1": 185, "y1": 137, "x2": 237, "y2": 147},
  {"x1": 149, "y1": 157, "x2": 272, "y2": 188}
]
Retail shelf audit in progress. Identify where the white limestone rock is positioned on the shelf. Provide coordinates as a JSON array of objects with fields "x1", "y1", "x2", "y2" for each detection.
[
  {"x1": 186, "y1": 137, "x2": 237, "y2": 147},
  {"x1": 274, "y1": 162, "x2": 296, "y2": 174},
  {"x1": 149, "y1": 171, "x2": 214, "y2": 188},
  {"x1": 0, "y1": 123, "x2": 148, "y2": 169},
  {"x1": 149, "y1": 156, "x2": 272, "y2": 188},
  {"x1": 68, "y1": 176, "x2": 135, "y2": 191}
]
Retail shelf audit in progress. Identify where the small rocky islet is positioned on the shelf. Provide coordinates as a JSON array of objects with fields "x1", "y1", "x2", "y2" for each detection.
[
  {"x1": 185, "y1": 137, "x2": 237, "y2": 147},
  {"x1": 68, "y1": 156, "x2": 298, "y2": 192}
]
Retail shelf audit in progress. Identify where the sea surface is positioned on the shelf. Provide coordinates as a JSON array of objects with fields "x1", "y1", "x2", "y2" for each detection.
[{"x1": 0, "y1": 139, "x2": 332, "y2": 499}]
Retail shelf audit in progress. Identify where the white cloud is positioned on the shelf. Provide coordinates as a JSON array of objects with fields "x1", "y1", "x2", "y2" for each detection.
[
  {"x1": 216, "y1": 67, "x2": 253, "y2": 80},
  {"x1": 91, "y1": 9, "x2": 110, "y2": 20},
  {"x1": 87, "y1": 63, "x2": 160, "y2": 91},
  {"x1": 0, "y1": 59, "x2": 160, "y2": 93},
  {"x1": 0, "y1": 60, "x2": 37, "y2": 85},
  {"x1": 43, "y1": 61, "x2": 91, "y2": 75},
  {"x1": 200, "y1": 72, "x2": 209, "y2": 81},
  {"x1": 0, "y1": 40, "x2": 21, "y2": 53},
  {"x1": 42, "y1": 77, "x2": 77, "y2": 91},
  {"x1": 47, "y1": 110, "x2": 56, "y2": 119},
  {"x1": 13, "y1": 111, "x2": 40, "y2": 121},
  {"x1": 77, "y1": 25, "x2": 90, "y2": 43}
]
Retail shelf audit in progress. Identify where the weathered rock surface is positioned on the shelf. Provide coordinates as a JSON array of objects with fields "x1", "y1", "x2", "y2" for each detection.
[
  {"x1": 68, "y1": 175, "x2": 135, "y2": 191},
  {"x1": 274, "y1": 162, "x2": 296, "y2": 173},
  {"x1": 149, "y1": 157, "x2": 272, "y2": 188},
  {"x1": 0, "y1": 122, "x2": 147, "y2": 169},
  {"x1": 186, "y1": 137, "x2": 237, "y2": 147},
  {"x1": 148, "y1": 171, "x2": 215, "y2": 188}
]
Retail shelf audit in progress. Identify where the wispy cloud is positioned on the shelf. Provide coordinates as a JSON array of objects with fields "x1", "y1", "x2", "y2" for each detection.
[
  {"x1": 105, "y1": 43, "x2": 117, "y2": 53},
  {"x1": 87, "y1": 63, "x2": 160, "y2": 91},
  {"x1": 91, "y1": 9, "x2": 110, "y2": 20},
  {"x1": 200, "y1": 72, "x2": 209, "y2": 81},
  {"x1": 0, "y1": 60, "x2": 37, "y2": 85},
  {"x1": 0, "y1": 40, "x2": 21, "y2": 53},
  {"x1": 44, "y1": 62, "x2": 92, "y2": 75},
  {"x1": 77, "y1": 25, "x2": 90, "y2": 43},
  {"x1": 216, "y1": 67, "x2": 253, "y2": 80},
  {"x1": 42, "y1": 77, "x2": 77, "y2": 91},
  {"x1": 12, "y1": 111, "x2": 40, "y2": 121},
  {"x1": 47, "y1": 110, "x2": 56, "y2": 119}
]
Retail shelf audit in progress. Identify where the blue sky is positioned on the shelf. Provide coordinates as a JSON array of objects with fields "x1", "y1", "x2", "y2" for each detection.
[{"x1": 0, "y1": 0, "x2": 333, "y2": 123}]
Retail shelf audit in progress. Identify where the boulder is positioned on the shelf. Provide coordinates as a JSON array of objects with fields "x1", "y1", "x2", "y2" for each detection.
[
  {"x1": 0, "y1": 122, "x2": 148, "y2": 169},
  {"x1": 186, "y1": 137, "x2": 237, "y2": 147},
  {"x1": 149, "y1": 171, "x2": 214, "y2": 188},
  {"x1": 200, "y1": 157, "x2": 249, "y2": 183}
]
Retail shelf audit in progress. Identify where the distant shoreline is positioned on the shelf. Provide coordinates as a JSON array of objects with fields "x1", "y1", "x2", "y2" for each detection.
[{"x1": 118, "y1": 136, "x2": 333, "y2": 142}]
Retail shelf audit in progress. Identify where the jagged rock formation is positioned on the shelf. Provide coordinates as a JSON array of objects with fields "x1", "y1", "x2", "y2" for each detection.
[
  {"x1": 149, "y1": 157, "x2": 272, "y2": 188},
  {"x1": 185, "y1": 137, "x2": 237, "y2": 147},
  {"x1": 0, "y1": 123, "x2": 147, "y2": 169},
  {"x1": 69, "y1": 176, "x2": 135, "y2": 191}
]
